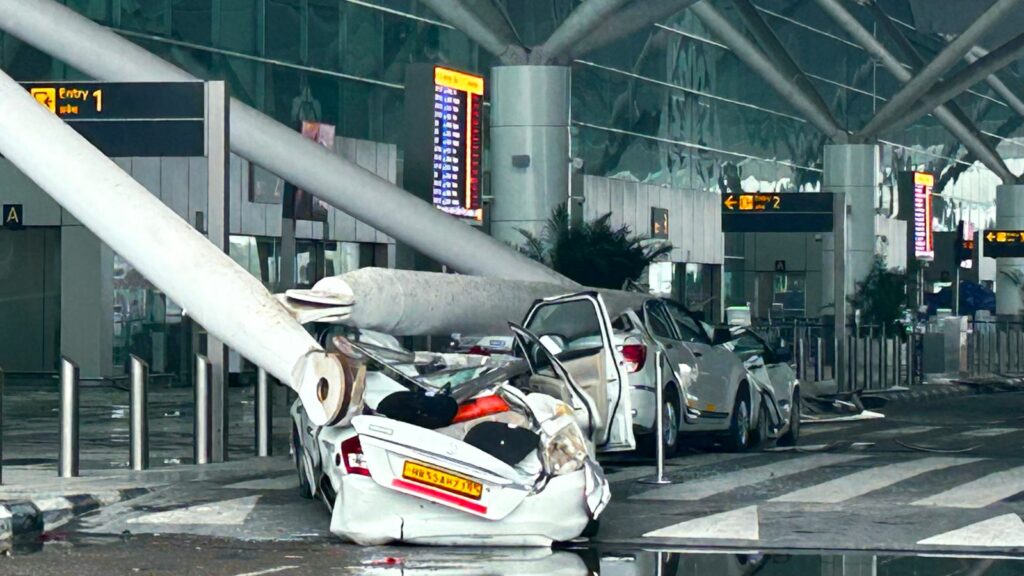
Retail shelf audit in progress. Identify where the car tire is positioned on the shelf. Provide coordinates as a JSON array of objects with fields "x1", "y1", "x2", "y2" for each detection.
[
  {"x1": 755, "y1": 401, "x2": 771, "y2": 449},
  {"x1": 638, "y1": 386, "x2": 680, "y2": 457},
  {"x1": 723, "y1": 388, "x2": 752, "y2": 452},
  {"x1": 778, "y1": 388, "x2": 801, "y2": 447},
  {"x1": 292, "y1": 423, "x2": 313, "y2": 499}
]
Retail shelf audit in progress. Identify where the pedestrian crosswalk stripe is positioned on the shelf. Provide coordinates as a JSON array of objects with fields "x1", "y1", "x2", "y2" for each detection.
[
  {"x1": 912, "y1": 465, "x2": 1024, "y2": 509},
  {"x1": 643, "y1": 506, "x2": 760, "y2": 541},
  {"x1": 632, "y1": 454, "x2": 865, "y2": 501},
  {"x1": 770, "y1": 457, "x2": 981, "y2": 504},
  {"x1": 958, "y1": 427, "x2": 1020, "y2": 438},
  {"x1": 605, "y1": 453, "x2": 754, "y2": 483},
  {"x1": 917, "y1": 513, "x2": 1024, "y2": 547}
]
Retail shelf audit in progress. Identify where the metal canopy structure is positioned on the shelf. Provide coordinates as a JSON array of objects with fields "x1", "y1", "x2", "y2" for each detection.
[{"x1": 814, "y1": 0, "x2": 1020, "y2": 183}]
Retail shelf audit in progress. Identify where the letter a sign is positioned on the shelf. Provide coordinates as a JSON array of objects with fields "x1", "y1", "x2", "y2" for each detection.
[{"x1": 2, "y1": 204, "x2": 23, "y2": 229}]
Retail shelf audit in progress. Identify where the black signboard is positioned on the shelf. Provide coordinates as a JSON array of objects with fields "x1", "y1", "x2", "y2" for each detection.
[
  {"x1": 721, "y1": 192, "x2": 835, "y2": 233},
  {"x1": 403, "y1": 64, "x2": 484, "y2": 222},
  {"x1": 21, "y1": 82, "x2": 205, "y2": 157},
  {"x1": 2, "y1": 204, "x2": 23, "y2": 229},
  {"x1": 983, "y1": 230, "x2": 1024, "y2": 258},
  {"x1": 650, "y1": 207, "x2": 669, "y2": 239}
]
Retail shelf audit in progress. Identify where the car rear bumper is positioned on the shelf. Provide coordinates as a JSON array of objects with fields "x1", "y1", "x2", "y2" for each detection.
[{"x1": 330, "y1": 470, "x2": 593, "y2": 546}]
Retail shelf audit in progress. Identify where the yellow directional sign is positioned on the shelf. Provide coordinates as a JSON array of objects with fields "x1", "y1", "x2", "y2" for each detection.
[
  {"x1": 30, "y1": 87, "x2": 56, "y2": 113},
  {"x1": 983, "y1": 229, "x2": 1024, "y2": 257},
  {"x1": 721, "y1": 192, "x2": 836, "y2": 233}
]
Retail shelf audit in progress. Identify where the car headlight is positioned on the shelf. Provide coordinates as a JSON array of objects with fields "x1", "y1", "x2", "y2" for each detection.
[{"x1": 540, "y1": 415, "x2": 589, "y2": 476}]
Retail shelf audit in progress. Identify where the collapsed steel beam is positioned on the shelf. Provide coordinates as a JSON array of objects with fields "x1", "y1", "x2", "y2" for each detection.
[
  {"x1": 691, "y1": 1, "x2": 850, "y2": 143},
  {"x1": 532, "y1": 0, "x2": 633, "y2": 64},
  {"x1": 568, "y1": 0, "x2": 700, "y2": 60},
  {"x1": 859, "y1": 0, "x2": 1023, "y2": 139},
  {"x1": 0, "y1": 67, "x2": 350, "y2": 428},
  {"x1": 730, "y1": 0, "x2": 841, "y2": 142},
  {"x1": 887, "y1": 33, "x2": 1024, "y2": 134},
  {"x1": 814, "y1": 0, "x2": 1017, "y2": 184},
  {"x1": 968, "y1": 47, "x2": 1024, "y2": 122},
  {"x1": 279, "y1": 268, "x2": 647, "y2": 336},
  {"x1": 0, "y1": 0, "x2": 569, "y2": 286},
  {"x1": 420, "y1": 0, "x2": 527, "y2": 64}
]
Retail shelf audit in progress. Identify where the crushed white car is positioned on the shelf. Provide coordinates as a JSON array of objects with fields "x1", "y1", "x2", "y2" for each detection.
[{"x1": 290, "y1": 292, "x2": 632, "y2": 546}]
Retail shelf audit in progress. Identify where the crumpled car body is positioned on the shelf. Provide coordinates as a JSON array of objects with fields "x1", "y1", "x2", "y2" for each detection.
[{"x1": 291, "y1": 292, "x2": 629, "y2": 546}]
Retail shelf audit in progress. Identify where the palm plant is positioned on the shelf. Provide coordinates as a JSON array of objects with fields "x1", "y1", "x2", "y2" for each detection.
[
  {"x1": 518, "y1": 204, "x2": 673, "y2": 290},
  {"x1": 849, "y1": 256, "x2": 909, "y2": 336}
]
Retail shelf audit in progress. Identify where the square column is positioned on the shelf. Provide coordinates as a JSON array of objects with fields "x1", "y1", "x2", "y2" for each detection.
[
  {"x1": 823, "y1": 145, "x2": 880, "y2": 303},
  {"x1": 490, "y1": 66, "x2": 570, "y2": 246},
  {"x1": 996, "y1": 184, "x2": 1024, "y2": 317}
]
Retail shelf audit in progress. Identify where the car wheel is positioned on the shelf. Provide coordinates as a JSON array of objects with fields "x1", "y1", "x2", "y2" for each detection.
[
  {"x1": 639, "y1": 386, "x2": 680, "y2": 457},
  {"x1": 778, "y1": 389, "x2": 801, "y2": 447},
  {"x1": 292, "y1": 423, "x2": 313, "y2": 499},
  {"x1": 755, "y1": 401, "x2": 771, "y2": 448},
  {"x1": 723, "y1": 390, "x2": 752, "y2": 452}
]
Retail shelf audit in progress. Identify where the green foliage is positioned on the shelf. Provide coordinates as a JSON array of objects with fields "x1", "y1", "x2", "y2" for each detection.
[
  {"x1": 518, "y1": 204, "x2": 673, "y2": 290},
  {"x1": 849, "y1": 256, "x2": 908, "y2": 335}
]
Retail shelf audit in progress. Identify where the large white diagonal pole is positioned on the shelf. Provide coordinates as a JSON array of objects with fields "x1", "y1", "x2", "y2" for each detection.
[
  {"x1": 0, "y1": 68, "x2": 348, "y2": 427},
  {"x1": 0, "y1": 0, "x2": 569, "y2": 287}
]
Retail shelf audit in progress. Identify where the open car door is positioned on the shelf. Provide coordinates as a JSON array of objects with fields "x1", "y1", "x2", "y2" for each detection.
[{"x1": 518, "y1": 292, "x2": 635, "y2": 452}]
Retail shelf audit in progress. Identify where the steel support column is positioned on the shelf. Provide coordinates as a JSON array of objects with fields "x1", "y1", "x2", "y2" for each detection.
[
  {"x1": 815, "y1": 0, "x2": 1016, "y2": 184},
  {"x1": 691, "y1": 1, "x2": 849, "y2": 143},
  {"x1": 419, "y1": 0, "x2": 526, "y2": 64},
  {"x1": 532, "y1": 0, "x2": 632, "y2": 64},
  {"x1": 968, "y1": 47, "x2": 1024, "y2": 121},
  {"x1": 730, "y1": 0, "x2": 840, "y2": 139},
  {"x1": 886, "y1": 33, "x2": 1024, "y2": 134},
  {"x1": 0, "y1": 0, "x2": 569, "y2": 287},
  {"x1": 0, "y1": 66, "x2": 348, "y2": 427},
  {"x1": 859, "y1": 0, "x2": 1023, "y2": 138},
  {"x1": 568, "y1": 0, "x2": 700, "y2": 59}
]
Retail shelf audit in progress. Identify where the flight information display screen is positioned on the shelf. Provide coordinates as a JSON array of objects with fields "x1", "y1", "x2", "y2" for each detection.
[
  {"x1": 912, "y1": 171, "x2": 935, "y2": 261},
  {"x1": 431, "y1": 67, "x2": 483, "y2": 221},
  {"x1": 404, "y1": 64, "x2": 485, "y2": 225}
]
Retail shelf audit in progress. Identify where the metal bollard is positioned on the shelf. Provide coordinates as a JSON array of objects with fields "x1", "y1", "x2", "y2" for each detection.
[
  {"x1": 639, "y1": 350, "x2": 674, "y2": 485},
  {"x1": 815, "y1": 337, "x2": 823, "y2": 382},
  {"x1": 129, "y1": 355, "x2": 149, "y2": 471},
  {"x1": 194, "y1": 355, "x2": 212, "y2": 465},
  {"x1": 255, "y1": 367, "x2": 273, "y2": 457},
  {"x1": 796, "y1": 337, "x2": 805, "y2": 381},
  {"x1": 59, "y1": 357, "x2": 79, "y2": 478}
]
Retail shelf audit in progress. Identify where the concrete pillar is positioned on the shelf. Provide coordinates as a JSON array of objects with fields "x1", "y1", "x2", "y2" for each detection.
[
  {"x1": 60, "y1": 225, "x2": 113, "y2": 379},
  {"x1": 996, "y1": 184, "x2": 1024, "y2": 317},
  {"x1": 490, "y1": 66, "x2": 570, "y2": 246},
  {"x1": 823, "y1": 144, "x2": 880, "y2": 302}
]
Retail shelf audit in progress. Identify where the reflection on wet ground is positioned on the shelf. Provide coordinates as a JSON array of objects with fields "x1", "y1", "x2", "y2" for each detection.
[{"x1": 0, "y1": 535, "x2": 1021, "y2": 575}]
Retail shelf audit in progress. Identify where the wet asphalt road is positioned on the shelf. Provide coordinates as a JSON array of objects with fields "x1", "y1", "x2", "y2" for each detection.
[{"x1": 1, "y1": 387, "x2": 1024, "y2": 573}]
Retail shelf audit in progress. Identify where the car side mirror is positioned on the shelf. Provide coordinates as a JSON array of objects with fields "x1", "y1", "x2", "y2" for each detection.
[{"x1": 712, "y1": 327, "x2": 733, "y2": 346}]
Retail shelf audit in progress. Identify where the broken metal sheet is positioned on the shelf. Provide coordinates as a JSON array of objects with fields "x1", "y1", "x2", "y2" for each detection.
[{"x1": 801, "y1": 410, "x2": 886, "y2": 424}]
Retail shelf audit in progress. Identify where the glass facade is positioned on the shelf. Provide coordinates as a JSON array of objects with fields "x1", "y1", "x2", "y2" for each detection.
[
  {"x1": 3, "y1": 1, "x2": 1018, "y2": 234},
  {"x1": 3, "y1": 0, "x2": 1023, "y2": 370}
]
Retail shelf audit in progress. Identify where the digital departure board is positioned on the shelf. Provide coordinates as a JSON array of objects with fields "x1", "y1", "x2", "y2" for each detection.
[
  {"x1": 404, "y1": 64, "x2": 484, "y2": 223},
  {"x1": 721, "y1": 192, "x2": 835, "y2": 233},
  {"x1": 912, "y1": 171, "x2": 935, "y2": 261},
  {"x1": 21, "y1": 82, "x2": 205, "y2": 157}
]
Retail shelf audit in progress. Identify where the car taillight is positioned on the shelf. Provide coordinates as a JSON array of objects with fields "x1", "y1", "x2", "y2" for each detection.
[
  {"x1": 453, "y1": 395, "x2": 509, "y2": 423},
  {"x1": 340, "y1": 436, "x2": 370, "y2": 477},
  {"x1": 467, "y1": 345, "x2": 492, "y2": 356},
  {"x1": 618, "y1": 344, "x2": 647, "y2": 373}
]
